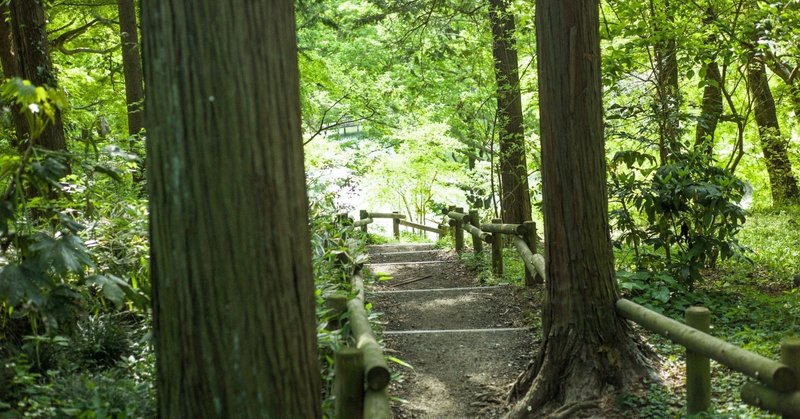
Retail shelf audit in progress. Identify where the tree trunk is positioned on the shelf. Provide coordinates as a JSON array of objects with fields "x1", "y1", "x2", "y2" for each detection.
[
  {"x1": 650, "y1": 0, "x2": 681, "y2": 164},
  {"x1": 693, "y1": 7, "x2": 722, "y2": 156},
  {"x1": 694, "y1": 61, "x2": 722, "y2": 155},
  {"x1": 488, "y1": 0, "x2": 531, "y2": 224},
  {"x1": 506, "y1": 0, "x2": 654, "y2": 415},
  {"x1": 746, "y1": 58, "x2": 800, "y2": 205},
  {"x1": 7, "y1": 0, "x2": 66, "y2": 151},
  {"x1": 117, "y1": 0, "x2": 145, "y2": 137},
  {"x1": 0, "y1": 3, "x2": 27, "y2": 148},
  {"x1": 764, "y1": 56, "x2": 800, "y2": 132},
  {"x1": 142, "y1": 1, "x2": 322, "y2": 417}
]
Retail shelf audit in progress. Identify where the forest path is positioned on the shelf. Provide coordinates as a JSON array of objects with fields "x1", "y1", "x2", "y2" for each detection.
[{"x1": 365, "y1": 244, "x2": 539, "y2": 418}]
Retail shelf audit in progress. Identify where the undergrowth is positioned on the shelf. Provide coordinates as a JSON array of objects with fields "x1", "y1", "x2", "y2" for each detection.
[{"x1": 618, "y1": 206, "x2": 800, "y2": 418}]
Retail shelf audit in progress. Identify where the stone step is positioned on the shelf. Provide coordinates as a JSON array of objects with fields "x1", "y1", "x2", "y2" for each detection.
[
  {"x1": 367, "y1": 243, "x2": 436, "y2": 253},
  {"x1": 372, "y1": 287, "x2": 524, "y2": 331},
  {"x1": 383, "y1": 327, "x2": 527, "y2": 335},
  {"x1": 364, "y1": 261, "x2": 475, "y2": 290},
  {"x1": 367, "y1": 249, "x2": 450, "y2": 264}
]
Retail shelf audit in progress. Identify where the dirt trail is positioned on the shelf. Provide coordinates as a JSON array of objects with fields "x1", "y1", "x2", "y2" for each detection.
[{"x1": 365, "y1": 244, "x2": 539, "y2": 418}]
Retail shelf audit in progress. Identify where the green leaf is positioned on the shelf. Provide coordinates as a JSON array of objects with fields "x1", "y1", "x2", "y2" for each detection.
[
  {"x1": 94, "y1": 164, "x2": 123, "y2": 182},
  {"x1": 0, "y1": 262, "x2": 49, "y2": 306},
  {"x1": 30, "y1": 233, "x2": 95, "y2": 274},
  {"x1": 387, "y1": 356, "x2": 414, "y2": 369},
  {"x1": 86, "y1": 274, "x2": 130, "y2": 304},
  {"x1": 651, "y1": 287, "x2": 671, "y2": 303}
]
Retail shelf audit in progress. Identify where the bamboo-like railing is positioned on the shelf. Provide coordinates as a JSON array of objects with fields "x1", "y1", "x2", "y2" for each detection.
[
  {"x1": 348, "y1": 206, "x2": 800, "y2": 416},
  {"x1": 326, "y1": 223, "x2": 392, "y2": 419}
]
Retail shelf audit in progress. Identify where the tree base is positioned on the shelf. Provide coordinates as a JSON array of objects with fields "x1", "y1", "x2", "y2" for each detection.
[{"x1": 504, "y1": 327, "x2": 658, "y2": 418}]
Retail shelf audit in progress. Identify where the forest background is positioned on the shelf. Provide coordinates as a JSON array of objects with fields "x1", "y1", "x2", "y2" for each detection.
[{"x1": 0, "y1": 0, "x2": 799, "y2": 417}]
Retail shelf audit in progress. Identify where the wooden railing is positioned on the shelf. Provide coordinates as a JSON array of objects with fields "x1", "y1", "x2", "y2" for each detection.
[
  {"x1": 616, "y1": 299, "x2": 800, "y2": 416},
  {"x1": 325, "y1": 237, "x2": 391, "y2": 419},
  {"x1": 344, "y1": 207, "x2": 800, "y2": 416},
  {"x1": 445, "y1": 206, "x2": 545, "y2": 286},
  {"x1": 355, "y1": 210, "x2": 446, "y2": 239}
]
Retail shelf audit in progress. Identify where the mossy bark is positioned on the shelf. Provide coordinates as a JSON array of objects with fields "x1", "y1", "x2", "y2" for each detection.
[
  {"x1": 505, "y1": 0, "x2": 654, "y2": 415},
  {"x1": 488, "y1": 0, "x2": 532, "y2": 225},
  {"x1": 142, "y1": 1, "x2": 321, "y2": 417},
  {"x1": 4, "y1": 0, "x2": 65, "y2": 151},
  {"x1": 117, "y1": 0, "x2": 145, "y2": 137},
  {"x1": 747, "y1": 58, "x2": 800, "y2": 205}
]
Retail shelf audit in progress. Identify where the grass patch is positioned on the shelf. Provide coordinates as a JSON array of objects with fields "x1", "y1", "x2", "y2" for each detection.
[{"x1": 624, "y1": 206, "x2": 800, "y2": 418}]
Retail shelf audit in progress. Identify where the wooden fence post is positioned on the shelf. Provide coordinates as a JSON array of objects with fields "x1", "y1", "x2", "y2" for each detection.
[
  {"x1": 522, "y1": 221, "x2": 539, "y2": 286},
  {"x1": 686, "y1": 306, "x2": 711, "y2": 415},
  {"x1": 438, "y1": 224, "x2": 447, "y2": 241},
  {"x1": 359, "y1": 210, "x2": 369, "y2": 233},
  {"x1": 783, "y1": 337, "x2": 800, "y2": 419},
  {"x1": 335, "y1": 347, "x2": 364, "y2": 419},
  {"x1": 469, "y1": 210, "x2": 483, "y2": 254},
  {"x1": 454, "y1": 207, "x2": 465, "y2": 253},
  {"x1": 491, "y1": 218, "x2": 503, "y2": 276},
  {"x1": 392, "y1": 211, "x2": 400, "y2": 239}
]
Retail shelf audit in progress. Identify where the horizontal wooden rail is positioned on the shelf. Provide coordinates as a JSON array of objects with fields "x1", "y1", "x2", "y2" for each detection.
[
  {"x1": 368, "y1": 212, "x2": 406, "y2": 219},
  {"x1": 398, "y1": 219, "x2": 443, "y2": 234},
  {"x1": 616, "y1": 298, "x2": 796, "y2": 392},
  {"x1": 481, "y1": 223, "x2": 525, "y2": 236},
  {"x1": 348, "y1": 273, "x2": 391, "y2": 393},
  {"x1": 464, "y1": 223, "x2": 492, "y2": 243},
  {"x1": 353, "y1": 218, "x2": 373, "y2": 227},
  {"x1": 447, "y1": 211, "x2": 467, "y2": 221},
  {"x1": 511, "y1": 236, "x2": 545, "y2": 281},
  {"x1": 741, "y1": 337, "x2": 800, "y2": 415}
]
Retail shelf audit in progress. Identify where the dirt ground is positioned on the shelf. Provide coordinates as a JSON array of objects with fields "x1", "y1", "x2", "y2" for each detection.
[{"x1": 365, "y1": 244, "x2": 541, "y2": 418}]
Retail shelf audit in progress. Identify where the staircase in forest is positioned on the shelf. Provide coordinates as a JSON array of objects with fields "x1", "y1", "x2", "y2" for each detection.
[{"x1": 365, "y1": 243, "x2": 537, "y2": 418}]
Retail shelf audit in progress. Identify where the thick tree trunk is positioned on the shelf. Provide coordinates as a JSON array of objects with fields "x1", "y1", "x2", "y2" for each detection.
[
  {"x1": 746, "y1": 58, "x2": 800, "y2": 205},
  {"x1": 0, "y1": 3, "x2": 27, "y2": 148},
  {"x1": 694, "y1": 8, "x2": 722, "y2": 156},
  {"x1": 8, "y1": 0, "x2": 66, "y2": 151},
  {"x1": 505, "y1": 0, "x2": 654, "y2": 415},
  {"x1": 650, "y1": 0, "x2": 681, "y2": 164},
  {"x1": 117, "y1": 0, "x2": 145, "y2": 137},
  {"x1": 764, "y1": 56, "x2": 800, "y2": 131},
  {"x1": 694, "y1": 61, "x2": 722, "y2": 155},
  {"x1": 489, "y1": 0, "x2": 531, "y2": 224},
  {"x1": 142, "y1": 1, "x2": 322, "y2": 417}
]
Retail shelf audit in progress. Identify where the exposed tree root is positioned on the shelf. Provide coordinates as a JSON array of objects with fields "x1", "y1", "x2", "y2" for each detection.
[{"x1": 504, "y1": 327, "x2": 659, "y2": 418}]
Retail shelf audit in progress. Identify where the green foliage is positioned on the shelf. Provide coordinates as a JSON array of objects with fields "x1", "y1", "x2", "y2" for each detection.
[
  {"x1": 307, "y1": 185, "x2": 368, "y2": 416},
  {"x1": 71, "y1": 315, "x2": 131, "y2": 369},
  {"x1": 0, "y1": 80, "x2": 146, "y2": 344},
  {"x1": 611, "y1": 149, "x2": 748, "y2": 291},
  {"x1": 0, "y1": 321, "x2": 154, "y2": 418}
]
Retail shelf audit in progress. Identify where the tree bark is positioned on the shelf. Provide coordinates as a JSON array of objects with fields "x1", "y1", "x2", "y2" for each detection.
[
  {"x1": 694, "y1": 61, "x2": 722, "y2": 154},
  {"x1": 488, "y1": 0, "x2": 531, "y2": 224},
  {"x1": 746, "y1": 58, "x2": 800, "y2": 205},
  {"x1": 117, "y1": 0, "x2": 145, "y2": 137},
  {"x1": 650, "y1": 0, "x2": 681, "y2": 164},
  {"x1": 763, "y1": 54, "x2": 800, "y2": 132},
  {"x1": 7, "y1": 0, "x2": 66, "y2": 151},
  {"x1": 505, "y1": 0, "x2": 653, "y2": 415},
  {"x1": 693, "y1": 7, "x2": 722, "y2": 156},
  {"x1": 0, "y1": 3, "x2": 27, "y2": 148},
  {"x1": 142, "y1": 0, "x2": 322, "y2": 417}
]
